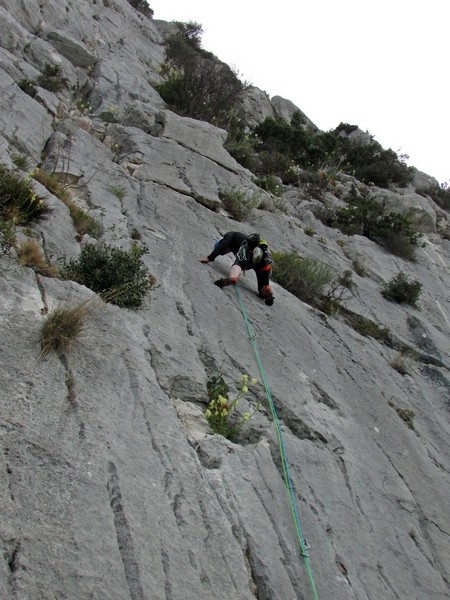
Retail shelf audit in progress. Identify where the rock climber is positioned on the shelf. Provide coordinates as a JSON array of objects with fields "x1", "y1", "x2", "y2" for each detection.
[{"x1": 199, "y1": 231, "x2": 274, "y2": 306}]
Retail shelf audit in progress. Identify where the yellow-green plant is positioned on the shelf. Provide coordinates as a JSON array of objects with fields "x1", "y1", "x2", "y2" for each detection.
[{"x1": 205, "y1": 373, "x2": 259, "y2": 440}]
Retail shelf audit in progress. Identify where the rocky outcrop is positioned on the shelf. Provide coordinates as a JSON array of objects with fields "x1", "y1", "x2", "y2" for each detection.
[{"x1": 1, "y1": 2, "x2": 449, "y2": 600}]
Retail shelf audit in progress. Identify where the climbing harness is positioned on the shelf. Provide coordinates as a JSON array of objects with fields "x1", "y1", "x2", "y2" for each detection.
[{"x1": 235, "y1": 285, "x2": 319, "y2": 600}]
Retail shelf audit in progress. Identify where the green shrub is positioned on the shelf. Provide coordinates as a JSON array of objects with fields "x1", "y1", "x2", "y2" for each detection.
[
  {"x1": 11, "y1": 154, "x2": 30, "y2": 170},
  {"x1": 36, "y1": 63, "x2": 69, "y2": 92},
  {"x1": 0, "y1": 163, "x2": 50, "y2": 224},
  {"x1": 343, "y1": 312, "x2": 391, "y2": 341},
  {"x1": 333, "y1": 186, "x2": 421, "y2": 259},
  {"x1": 416, "y1": 182, "x2": 450, "y2": 211},
  {"x1": 172, "y1": 21, "x2": 204, "y2": 49},
  {"x1": 157, "y1": 23, "x2": 245, "y2": 130},
  {"x1": 381, "y1": 271, "x2": 422, "y2": 306},
  {"x1": 245, "y1": 115, "x2": 413, "y2": 189},
  {"x1": 272, "y1": 251, "x2": 334, "y2": 304},
  {"x1": 320, "y1": 269, "x2": 356, "y2": 315},
  {"x1": 341, "y1": 141, "x2": 414, "y2": 188},
  {"x1": 219, "y1": 187, "x2": 260, "y2": 221},
  {"x1": 18, "y1": 78, "x2": 37, "y2": 97},
  {"x1": 253, "y1": 174, "x2": 282, "y2": 196},
  {"x1": 60, "y1": 243, "x2": 154, "y2": 308}
]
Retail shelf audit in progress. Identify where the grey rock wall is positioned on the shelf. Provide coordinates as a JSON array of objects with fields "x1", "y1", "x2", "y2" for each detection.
[{"x1": 1, "y1": 2, "x2": 449, "y2": 600}]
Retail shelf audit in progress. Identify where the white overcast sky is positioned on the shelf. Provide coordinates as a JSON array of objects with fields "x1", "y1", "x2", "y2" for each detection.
[{"x1": 150, "y1": 0, "x2": 449, "y2": 184}]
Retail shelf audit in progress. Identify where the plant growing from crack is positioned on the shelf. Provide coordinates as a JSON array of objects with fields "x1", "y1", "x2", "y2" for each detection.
[
  {"x1": 39, "y1": 298, "x2": 98, "y2": 358},
  {"x1": 205, "y1": 373, "x2": 260, "y2": 440}
]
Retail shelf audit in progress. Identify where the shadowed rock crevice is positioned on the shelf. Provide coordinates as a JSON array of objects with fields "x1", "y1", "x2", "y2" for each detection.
[
  {"x1": 4, "y1": 537, "x2": 20, "y2": 573},
  {"x1": 2, "y1": 537, "x2": 20, "y2": 598},
  {"x1": 58, "y1": 352, "x2": 77, "y2": 402},
  {"x1": 270, "y1": 397, "x2": 329, "y2": 444},
  {"x1": 335, "y1": 455, "x2": 367, "y2": 522},
  {"x1": 106, "y1": 461, "x2": 145, "y2": 600},
  {"x1": 161, "y1": 547, "x2": 173, "y2": 600},
  {"x1": 35, "y1": 274, "x2": 49, "y2": 314},
  {"x1": 311, "y1": 382, "x2": 342, "y2": 413},
  {"x1": 377, "y1": 563, "x2": 401, "y2": 600}
]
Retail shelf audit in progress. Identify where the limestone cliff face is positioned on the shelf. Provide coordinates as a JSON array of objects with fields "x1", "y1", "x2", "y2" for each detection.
[{"x1": 0, "y1": 2, "x2": 449, "y2": 599}]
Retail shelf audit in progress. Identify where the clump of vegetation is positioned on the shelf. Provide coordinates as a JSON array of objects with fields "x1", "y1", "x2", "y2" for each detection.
[
  {"x1": 253, "y1": 174, "x2": 282, "y2": 196},
  {"x1": 68, "y1": 203, "x2": 102, "y2": 238},
  {"x1": 237, "y1": 115, "x2": 414, "y2": 189},
  {"x1": 320, "y1": 269, "x2": 356, "y2": 316},
  {"x1": 16, "y1": 238, "x2": 58, "y2": 277},
  {"x1": 108, "y1": 185, "x2": 126, "y2": 200},
  {"x1": 381, "y1": 271, "x2": 422, "y2": 306},
  {"x1": 11, "y1": 154, "x2": 30, "y2": 171},
  {"x1": 271, "y1": 250, "x2": 334, "y2": 305},
  {"x1": 342, "y1": 312, "x2": 391, "y2": 342},
  {"x1": 33, "y1": 168, "x2": 68, "y2": 198},
  {"x1": 0, "y1": 219, "x2": 16, "y2": 254},
  {"x1": 296, "y1": 169, "x2": 336, "y2": 201},
  {"x1": 205, "y1": 373, "x2": 259, "y2": 440},
  {"x1": 352, "y1": 257, "x2": 368, "y2": 277},
  {"x1": 18, "y1": 77, "x2": 37, "y2": 97},
  {"x1": 332, "y1": 185, "x2": 421, "y2": 260},
  {"x1": 40, "y1": 299, "x2": 94, "y2": 357},
  {"x1": 157, "y1": 21, "x2": 246, "y2": 130},
  {"x1": 416, "y1": 181, "x2": 450, "y2": 211},
  {"x1": 18, "y1": 64, "x2": 69, "y2": 97},
  {"x1": 388, "y1": 399, "x2": 415, "y2": 429},
  {"x1": 339, "y1": 137, "x2": 413, "y2": 188},
  {"x1": 33, "y1": 169, "x2": 101, "y2": 238},
  {"x1": 390, "y1": 350, "x2": 417, "y2": 375},
  {"x1": 36, "y1": 63, "x2": 69, "y2": 92},
  {"x1": 219, "y1": 187, "x2": 260, "y2": 221},
  {"x1": 60, "y1": 242, "x2": 155, "y2": 308},
  {"x1": 0, "y1": 163, "x2": 50, "y2": 224}
]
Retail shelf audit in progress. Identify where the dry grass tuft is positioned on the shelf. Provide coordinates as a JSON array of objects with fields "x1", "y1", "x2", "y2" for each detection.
[
  {"x1": 39, "y1": 298, "x2": 97, "y2": 358},
  {"x1": 17, "y1": 238, "x2": 58, "y2": 277}
]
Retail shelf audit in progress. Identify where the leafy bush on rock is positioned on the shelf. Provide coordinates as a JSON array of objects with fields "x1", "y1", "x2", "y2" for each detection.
[
  {"x1": 61, "y1": 243, "x2": 154, "y2": 308},
  {"x1": 381, "y1": 271, "x2": 422, "y2": 306}
]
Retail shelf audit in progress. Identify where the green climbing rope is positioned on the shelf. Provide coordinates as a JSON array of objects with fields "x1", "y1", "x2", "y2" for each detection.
[{"x1": 235, "y1": 286, "x2": 319, "y2": 600}]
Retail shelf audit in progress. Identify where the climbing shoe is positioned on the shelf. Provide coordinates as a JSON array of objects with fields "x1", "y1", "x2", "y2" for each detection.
[
  {"x1": 264, "y1": 291, "x2": 274, "y2": 306},
  {"x1": 215, "y1": 277, "x2": 238, "y2": 288}
]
